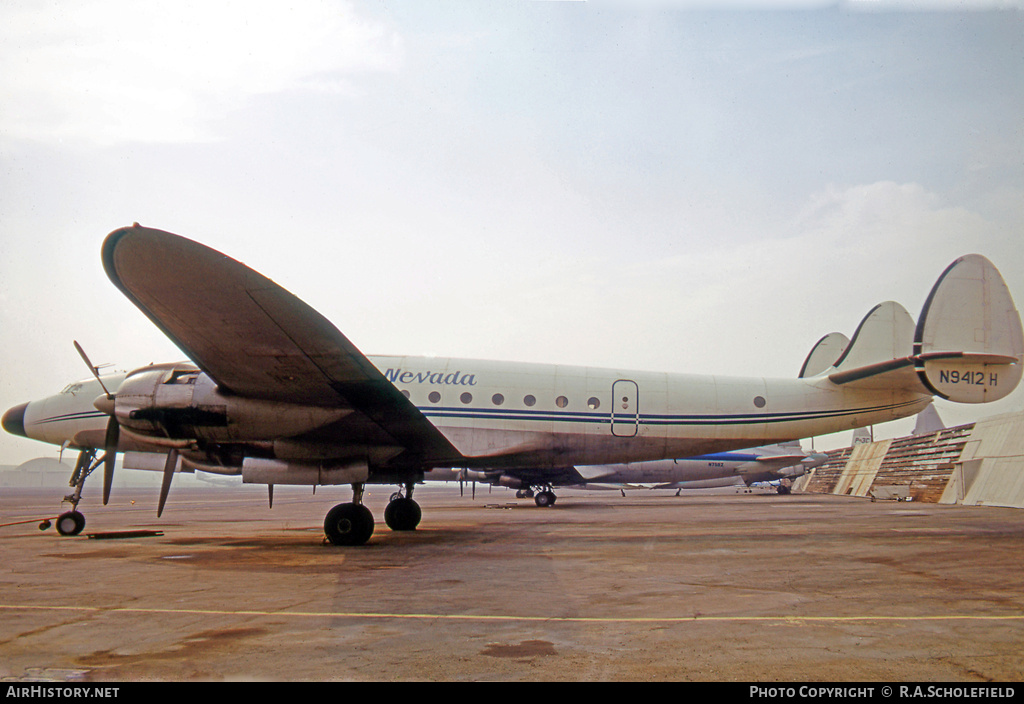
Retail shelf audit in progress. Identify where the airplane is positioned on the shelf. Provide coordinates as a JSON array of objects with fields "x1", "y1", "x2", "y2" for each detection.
[
  {"x1": 427, "y1": 442, "x2": 829, "y2": 503},
  {"x1": 621, "y1": 442, "x2": 830, "y2": 495},
  {"x1": 2, "y1": 225, "x2": 1022, "y2": 545}
]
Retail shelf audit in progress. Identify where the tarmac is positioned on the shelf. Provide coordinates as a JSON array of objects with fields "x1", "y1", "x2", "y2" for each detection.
[{"x1": 1, "y1": 483, "x2": 1022, "y2": 682}]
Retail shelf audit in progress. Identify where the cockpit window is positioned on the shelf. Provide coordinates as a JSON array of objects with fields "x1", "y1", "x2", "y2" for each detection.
[{"x1": 60, "y1": 383, "x2": 84, "y2": 395}]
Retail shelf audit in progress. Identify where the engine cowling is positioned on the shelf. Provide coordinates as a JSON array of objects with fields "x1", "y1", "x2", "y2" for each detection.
[
  {"x1": 113, "y1": 364, "x2": 216, "y2": 440},
  {"x1": 241, "y1": 457, "x2": 369, "y2": 485},
  {"x1": 111, "y1": 362, "x2": 349, "y2": 443}
]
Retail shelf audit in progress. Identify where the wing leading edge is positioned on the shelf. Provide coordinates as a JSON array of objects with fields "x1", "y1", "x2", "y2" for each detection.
[{"x1": 102, "y1": 224, "x2": 460, "y2": 465}]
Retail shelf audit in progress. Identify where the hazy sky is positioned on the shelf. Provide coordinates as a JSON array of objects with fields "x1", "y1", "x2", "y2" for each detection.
[{"x1": 2, "y1": 0, "x2": 1022, "y2": 465}]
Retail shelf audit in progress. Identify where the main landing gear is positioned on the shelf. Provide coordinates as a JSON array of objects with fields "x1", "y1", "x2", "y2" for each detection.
[
  {"x1": 323, "y1": 482, "x2": 422, "y2": 546},
  {"x1": 515, "y1": 485, "x2": 557, "y2": 507}
]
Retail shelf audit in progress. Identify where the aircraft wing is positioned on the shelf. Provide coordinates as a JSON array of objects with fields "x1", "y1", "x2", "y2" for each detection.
[{"x1": 102, "y1": 225, "x2": 461, "y2": 464}]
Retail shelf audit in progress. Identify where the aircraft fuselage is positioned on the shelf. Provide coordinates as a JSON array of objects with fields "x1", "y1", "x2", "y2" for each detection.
[{"x1": 8, "y1": 353, "x2": 930, "y2": 474}]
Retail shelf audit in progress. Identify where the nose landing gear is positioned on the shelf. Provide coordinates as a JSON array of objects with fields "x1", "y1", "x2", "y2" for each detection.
[
  {"x1": 56, "y1": 510, "x2": 86, "y2": 536},
  {"x1": 50, "y1": 448, "x2": 103, "y2": 536}
]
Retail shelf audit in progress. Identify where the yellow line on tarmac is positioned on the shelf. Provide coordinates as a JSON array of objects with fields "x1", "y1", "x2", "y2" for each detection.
[{"x1": 2, "y1": 603, "x2": 1023, "y2": 624}]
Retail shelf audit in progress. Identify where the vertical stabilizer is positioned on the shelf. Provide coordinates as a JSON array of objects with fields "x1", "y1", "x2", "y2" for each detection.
[
  {"x1": 914, "y1": 255, "x2": 1023, "y2": 403},
  {"x1": 912, "y1": 403, "x2": 945, "y2": 435},
  {"x1": 852, "y1": 426, "x2": 873, "y2": 445},
  {"x1": 799, "y1": 332, "x2": 850, "y2": 378},
  {"x1": 832, "y1": 301, "x2": 916, "y2": 372}
]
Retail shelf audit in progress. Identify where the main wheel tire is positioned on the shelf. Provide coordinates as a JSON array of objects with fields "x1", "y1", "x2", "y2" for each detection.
[
  {"x1": 534, "y1": 491, "x2": 555, "y2": 508},
  {"x1": 384, "y1": 497, "x2": 422, "y2": 531},
  {"x1": 55, "y1": 511, "x2": 85, "y2": 536},
  {"x1": 324, "y1": 503, "x2": 375, "y2": 546}
]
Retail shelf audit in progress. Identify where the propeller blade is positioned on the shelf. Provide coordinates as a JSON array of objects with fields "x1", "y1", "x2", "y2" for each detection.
[
  {"x1": 76, "y1": 340, "x2": 118, "y2": 507},
  {"x1": 73, "y1": 340, "x2": 113, "y2": 399},
  {"x1": 157, "y1": 449, "x2": 178, "y2": 517},
  {"x1": 102, "y1": 418, "x2": 119, "y2": 505}
]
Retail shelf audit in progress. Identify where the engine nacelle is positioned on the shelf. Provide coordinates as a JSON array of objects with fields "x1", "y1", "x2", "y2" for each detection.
[
  {"x1": 495, "y1": 475, "x2": 524, "y2": 489},
  {"x1": 113, "y1": 363, "x2": 219, "y2": 438},
  {"x1": 112, "y1": 363, "x2": 349, "y2": 442},
  {"x1": 241, "y1": 457, "x2": 369, "y2": 486},
  {"x1": 461, "y1": 469, "x2": 498, "y2": 483}
]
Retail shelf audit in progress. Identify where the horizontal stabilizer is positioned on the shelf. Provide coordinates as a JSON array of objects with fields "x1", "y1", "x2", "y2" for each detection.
[
  {"x1": 753, "y1": 454, "x2": 809, "y2": 465},
  {"x1": 828, "y1": 352, "x2": 1015, "y2": 390},
  {"x1": 822, "y1": 301, "x2": 920, "y2": 390}
]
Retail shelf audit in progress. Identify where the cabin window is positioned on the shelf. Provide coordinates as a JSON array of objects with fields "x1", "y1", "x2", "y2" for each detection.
[
  {"x1": 753, "y1": 396, "x2": 766, "y2": 408},
  {"x1": 428, "y1": 391, "x2": 441, "y2": 403},
  {"x1": 588, "y1": 397, "x2": 600, "y2": 410},
  {"x1": 523, "y1": 394, "x2": 536, "y2": 407},
  {"x1": 460, "y1": 392, "x2": 473, "y2": 404},
  {"x1": 401, "y1": 390, "x2": 410, "y2": 399},
  {"x1": 492, "y1": 393, "x2": 504, "y2": 405},
  {"x1": 555, "y1": 396, "x2": 568, "y2": 408}
]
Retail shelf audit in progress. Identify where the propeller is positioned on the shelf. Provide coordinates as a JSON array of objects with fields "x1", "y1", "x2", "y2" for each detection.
[
  {"x1": 157, "y1": 449, "x2": 178, "y2": 518},
  {"x1": 102, "y1": 419, "x2": 119, "y2": 505},
  {"x1": 74, "y1": 341, "x2": 120, "y2": 505},
  {"x1": 457, "y1": 469, "x2": 476, "y2": 499},
  {"x1": 74, "y1": 340, "x2": 114, "y2": 398}
]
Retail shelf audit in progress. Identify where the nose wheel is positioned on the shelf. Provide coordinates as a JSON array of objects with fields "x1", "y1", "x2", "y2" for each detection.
[
  {"x1": 56, "y1": 511, "x2": 86, "y2": 536},
  {"x1": 47, "y1": 448, "x2": 101, "y2": 536}
]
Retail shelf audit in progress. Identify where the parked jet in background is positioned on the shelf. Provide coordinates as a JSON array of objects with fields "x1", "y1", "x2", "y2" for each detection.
[
  {"x1": 3, "y1": 226, "x2": 1021, "y2": 545},
  {"x1": 628, "y1": 442, "x2": 829, "y2": 495},
  {"x1": 429, "y1": 442, "x2": 829, "y2": 504}
]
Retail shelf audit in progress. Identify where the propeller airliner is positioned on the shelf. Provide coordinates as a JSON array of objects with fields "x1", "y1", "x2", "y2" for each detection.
[
  {"x1": 3, "y1": 225, "x2": 1021, "y2": 545},
  {"x1": 430, "y1": 442, "x2": 829, "y2": 502}
]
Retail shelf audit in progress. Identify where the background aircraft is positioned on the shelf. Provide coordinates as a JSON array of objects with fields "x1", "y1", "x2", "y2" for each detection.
[
  {"x1": 428, "y1": 442, "x2": 828, "y2": 505},
  {"x1": 3, "y1": 226, "x2": 1021, "y2": 545}
]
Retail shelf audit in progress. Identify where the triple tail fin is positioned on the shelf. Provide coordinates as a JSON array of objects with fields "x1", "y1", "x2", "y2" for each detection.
[
  {"x1": 810, "y1": 255, "x2": 1022, "y2": 404},
  {"x1": 798, "y1": 332, "x2": 849, "y2": 378},
  {"x1": 912, "y1": 254, "x2": 1023, "y2": 402}
]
